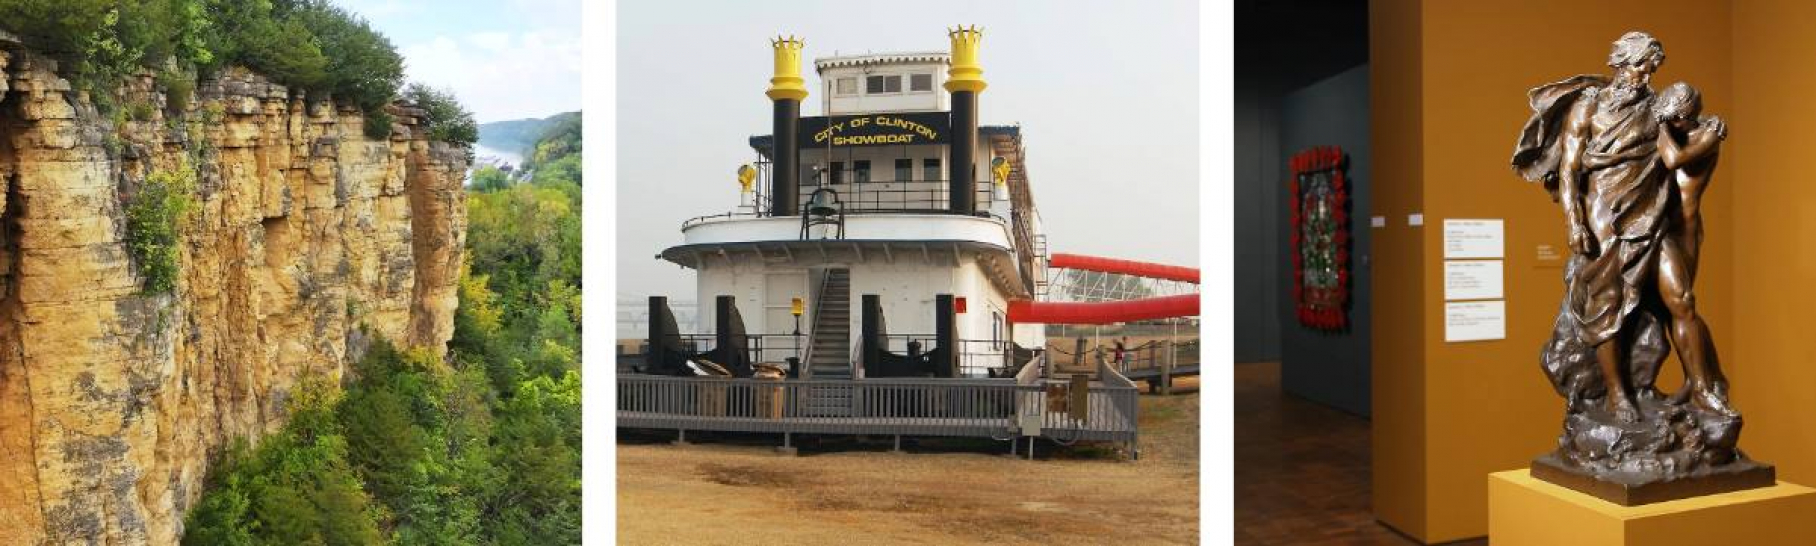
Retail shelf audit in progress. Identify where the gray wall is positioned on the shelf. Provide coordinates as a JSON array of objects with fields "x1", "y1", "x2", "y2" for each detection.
[
  {"x1": 1275, "y1": 64, "x2": 1371, "y2": 416},
  {"x1": 1234, "y1": 80, "x2": 1283, "y2": 363}
]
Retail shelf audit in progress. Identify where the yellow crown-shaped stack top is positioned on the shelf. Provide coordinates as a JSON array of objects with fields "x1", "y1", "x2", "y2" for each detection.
[
  {"x1": 767, "y1": 35, "x2": 809, "y2": 101},
  {"x1": 945, "y1": 25, "x2": 987, "y2": 93}
]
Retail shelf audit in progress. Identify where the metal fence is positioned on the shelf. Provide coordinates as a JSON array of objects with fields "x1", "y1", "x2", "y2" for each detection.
[
  {"x1": 876, "y1": 334, "x2": 1019, "y2": 378},
  {"x1": 664, "y1": 333, "x2": 806, "y2": 369},
  {"x1": 1047, "y1": 321, "x2": 1203, "y2": 340},
  {"x1": 616, "y1": 359, "x2": 1140, "y2": 449},
  {"x1": 810, "y1": 179, "x2": 996, "y2": 214},
  {"x1": 678, "y1": 180, "x2": 1003, "y2": 231},
  {"x1": 1047, "y1": 339, "x2": 1198, "y2": 370},
  {"x1": 1116, "y1": 339, "x2": 1200, "y2": 375}
]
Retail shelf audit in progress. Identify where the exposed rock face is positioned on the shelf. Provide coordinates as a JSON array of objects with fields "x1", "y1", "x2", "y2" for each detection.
[{"x1": 0, "y1": 44, "x2": 467, "y2": 545}]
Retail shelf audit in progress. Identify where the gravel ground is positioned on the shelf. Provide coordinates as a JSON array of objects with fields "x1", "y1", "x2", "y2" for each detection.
[{"x1": 616, "y1": 379, "x2": 1200, "y2": 545}]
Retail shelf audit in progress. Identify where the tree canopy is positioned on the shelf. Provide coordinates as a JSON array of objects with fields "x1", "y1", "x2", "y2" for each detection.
[{"x1": 0, "y1": 0, "x2": 428, "y2": 139}]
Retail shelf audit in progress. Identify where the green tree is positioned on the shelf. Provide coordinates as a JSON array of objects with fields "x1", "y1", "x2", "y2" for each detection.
[
  {"x1": 489, "y1": 372, "x2": 581, "y2": 545},
  {"x1": 339, "y1": 339, "x2": 492, "y2": 544},
  {"x1": 0, "y1": 1, "x2": 114, "y2": 56},
  {"x1": 181, "y1": 379, "x2": 384, "y2": 546},
  {"x1": 277, "y1": 0, "x2": 403, "y2": 133},
  {"x1": 0, "y1": 0, "x2": 212, "y2": 105},
  {"x1": 202, "y1": 0, "x2": 328, "y2": 85},
  {"x1": 404, "y1": 83, "x2": 478, "y2": 146},
  {"x1": 470, "y1": 165, "x2": 511, "y2": 193}
]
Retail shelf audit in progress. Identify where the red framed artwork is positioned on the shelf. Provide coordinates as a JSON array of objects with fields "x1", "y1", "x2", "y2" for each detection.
[{"x1": 1289, "y1": 146, "x2": 1349, "y2": 330}]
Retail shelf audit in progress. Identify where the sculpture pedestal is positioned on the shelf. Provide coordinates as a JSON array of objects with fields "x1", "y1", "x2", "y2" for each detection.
[
  {"x1": 1532, "y1": 452, "x2": 1775, "y2": 505},
  {"x1": 1488, "y1": 470, "x2": 1816, "y2": 546}
]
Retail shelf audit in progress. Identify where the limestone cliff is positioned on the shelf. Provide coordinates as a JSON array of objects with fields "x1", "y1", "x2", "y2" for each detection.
[{"x1": 0, "y1": 42, "x2": 467, "y2": 545}]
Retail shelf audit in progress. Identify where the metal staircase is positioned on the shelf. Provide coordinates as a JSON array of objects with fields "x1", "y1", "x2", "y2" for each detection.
[
  {"x1": 802, "y1": 269, "x2": 854, "y2": 417},
  {"x1": 806, "y1": 269, "x2": 853, "y2": 379}
]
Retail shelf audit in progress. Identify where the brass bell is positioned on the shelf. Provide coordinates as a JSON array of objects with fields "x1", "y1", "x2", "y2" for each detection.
[{"x1": 808, "y1": 190, "x2": 840, "y2": 217}]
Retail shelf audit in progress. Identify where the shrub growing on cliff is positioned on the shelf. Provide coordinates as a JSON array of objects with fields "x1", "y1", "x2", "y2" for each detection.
[
  {"x1": 158, "y1": 68, "x2": 196, "y2": 114},
  {"x1": 403, "y1": 83, "x2": 478, "y2": 146},
  {"x1": 363, "y1": 109, "x2": 394, "y2": 140},
  {"x1": 125, "y1": 163, "x2": 197, "y2": 294}
]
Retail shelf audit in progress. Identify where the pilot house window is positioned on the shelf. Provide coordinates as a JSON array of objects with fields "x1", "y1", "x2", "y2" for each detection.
[
  {"x1": 835, "y1": 77, "x2": 857, "y2": 96},
  {"x1": 866, "y1": 75, "x2": 901, "y2": 94},
  {"x1": 910, "y1": 73, "x2": 933, "y2": 92}
]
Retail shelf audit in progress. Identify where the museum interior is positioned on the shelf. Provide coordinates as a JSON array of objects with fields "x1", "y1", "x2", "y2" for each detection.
[{"x1": 1236, "y1": 1, "x2": 1816, "y2": 544}]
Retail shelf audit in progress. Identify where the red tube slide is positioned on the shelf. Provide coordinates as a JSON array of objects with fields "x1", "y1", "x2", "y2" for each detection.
[
  {"x1": 1049, "y1": 253, "x2": 1200, "y2": 284},
  {"x1": 1008, "y1": 294, "x2": 1199, "y2": 324}
]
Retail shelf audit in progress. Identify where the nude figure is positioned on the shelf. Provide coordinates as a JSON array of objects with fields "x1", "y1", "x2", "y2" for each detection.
[{"x1": 1652, "y1": 81, "x2": 1733, "y2": 414}]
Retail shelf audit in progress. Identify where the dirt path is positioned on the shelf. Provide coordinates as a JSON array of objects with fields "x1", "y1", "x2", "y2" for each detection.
[{"x1": 617, "y1": 383, "x2": 1200, "y2": 545}]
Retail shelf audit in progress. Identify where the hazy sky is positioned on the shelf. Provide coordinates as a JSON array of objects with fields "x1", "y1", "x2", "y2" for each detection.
[
  {"x1": 617, "y1": 0, "x2": 1200, "y2": 301},
  {"x1": 339, "y1": 0, "x2": 581, "y2": 123}
]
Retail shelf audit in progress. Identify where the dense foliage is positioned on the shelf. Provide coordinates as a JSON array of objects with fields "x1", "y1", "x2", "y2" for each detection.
[
  {"x1": 180, "y1": 380, "x2": 385, "y2": 546},
  {"x1": 404, "y1": 83, "x2": 479, "y2": 147},
  {"x1": 184, "y1": 113, "x2": 584, "y2": 544},
  {"x1": 125, "y1": 162, "x2": 197, "y2": 294},
  {"x1": 0, "y1": 0, "x2": 404, "y2": 132},
  {"x1": 457, "y1": 116, "x2": 584, "y2": 542},
  {"x1": 469, "y1": 165, "x2": 511, "y2": 193},
  {"x1": 524, "y1": 113, "x2": 581, "y2": 175}
]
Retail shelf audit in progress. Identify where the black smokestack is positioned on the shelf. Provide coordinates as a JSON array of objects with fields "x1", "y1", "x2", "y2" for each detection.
[
  {"x1": 772, "y1": 99, "x2": 800, "y2": 216},
  {"x1": 949, "y1": 92, "x2": 976, "y2": 215}
]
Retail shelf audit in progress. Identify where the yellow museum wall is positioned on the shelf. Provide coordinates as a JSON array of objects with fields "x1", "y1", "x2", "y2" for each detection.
[
  {"x1": 1367, "y1": 0, "x2": 1427, "y2": 536},
  {"x1": 1370, "y1": 0, "x2": 1736, "y2": 542},
  {"x1": 1729, "y1": 0, "x2": 1816, "y2": 489}
]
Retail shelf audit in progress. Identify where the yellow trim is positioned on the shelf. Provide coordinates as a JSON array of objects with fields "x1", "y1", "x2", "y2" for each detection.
[
  {"x1": 944, "y1": 25, "x2": 987, "y2": 93},
  {"x1": 767, "y1": 35, "x2": 809, "y2": 102}
]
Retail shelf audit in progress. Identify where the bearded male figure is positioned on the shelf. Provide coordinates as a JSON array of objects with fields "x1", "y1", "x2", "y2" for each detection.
[{"x1": 1510, "y1": 31, "x2": 1771, "y2": 505}]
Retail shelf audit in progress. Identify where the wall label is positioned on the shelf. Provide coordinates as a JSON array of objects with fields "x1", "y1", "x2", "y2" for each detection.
[
  {"x1": 1444, "y1": 260, "x2": 1504, "y2": 301},
  {"x1": 1443, "y1": 219, "x2": 1504, "y2": 259},
  {"x1": 1445, "y1": 300, "x2": 1506, "y2": 342}
]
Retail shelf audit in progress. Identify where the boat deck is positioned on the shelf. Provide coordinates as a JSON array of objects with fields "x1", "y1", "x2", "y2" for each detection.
[
  {"x1": 617, "y1": 411, "x2": 1136, "y2": 442},
  {"x1": 615, "y1": 372, "x2": 1141, "y2": 449}
]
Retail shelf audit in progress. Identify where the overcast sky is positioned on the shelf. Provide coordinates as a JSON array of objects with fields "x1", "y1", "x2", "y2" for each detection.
[
  {"x1": 617, "y1": 0, "x2": 1200, "y2": 301},
  {"x1": 339, "y1": 0, "x2": 581, "y2": 123}
]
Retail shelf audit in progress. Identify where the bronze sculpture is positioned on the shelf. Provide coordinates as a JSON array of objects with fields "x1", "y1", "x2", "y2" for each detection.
[{"x1": 1511, "y1": 31, "x2": 1772, "y2": 505}]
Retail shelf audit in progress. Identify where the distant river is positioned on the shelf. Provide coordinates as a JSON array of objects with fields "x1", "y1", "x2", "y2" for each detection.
[{"x1": 472, "y1": 143, "x2": 525, "y2": 169}]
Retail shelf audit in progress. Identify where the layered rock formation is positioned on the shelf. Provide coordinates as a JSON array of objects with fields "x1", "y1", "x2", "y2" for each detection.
[{"x1": 0, "y1": 41, "x2": 467, "y2": 545}]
